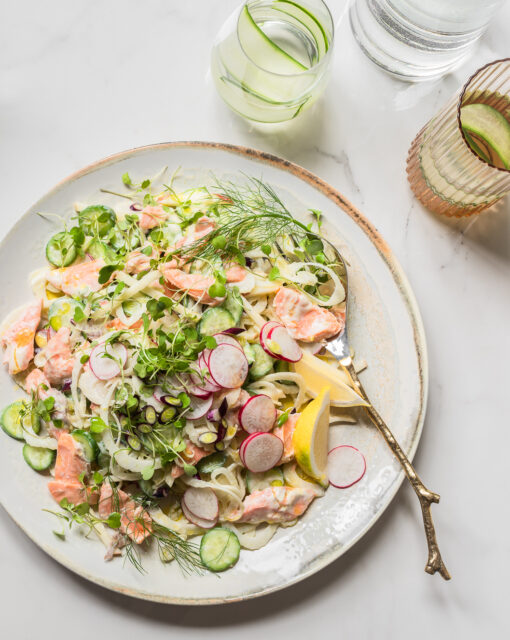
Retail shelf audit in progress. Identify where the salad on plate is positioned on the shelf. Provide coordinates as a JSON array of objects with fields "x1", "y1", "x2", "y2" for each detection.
[{"x1": 0, "y1": 172, "x2": 368, "y2": 574}]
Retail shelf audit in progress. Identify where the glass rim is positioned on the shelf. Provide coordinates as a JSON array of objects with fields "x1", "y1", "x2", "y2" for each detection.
[
  {"x1": 236, "y1": 0, "x2": 335, "y2": 78},
  {"x1": 456, "y1": 57, "x2": 510, "y2": 174}
]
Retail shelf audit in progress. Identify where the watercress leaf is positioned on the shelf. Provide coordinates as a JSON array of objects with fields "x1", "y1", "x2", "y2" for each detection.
[
  {"x1": 43, "y1": 396, "x2": 55, "y2": 411},
  {"x1": 141, "y1": 179, "x2": 151, "y2": 189},
  {"x1": 208, "y1": 282, "x2": 226, "y2": 298},
  {"x1": 204, "y1": 336, "x2": 217, "y2": 350},
  {"x1": 268, "y1": 266, "x2": 280, "y2": 281},
  {"x1": 69, "y1": 226, "x2": 85, "y2": 247},
  {"x1": 183, "y1": 463, "x2": 197, "y2": 476},
  {"x1": 178, "y1": 392, "x2": 191, "y2": 409},
  {"x1": 211, "y1": 235, "x2": 226, "y2": 250},
  {"x1": 75, "y1": 502, "x2": 90, "y2": 516},
  {"x1": 106, "y1": 512, "x2": 121, "y2": 529},
  {"x1": 73, "y1": 305, "x2": 86, "y2": 323},
  {"x1": 53, "y1": 529, "x2": 66, "y2": 540},
  {"x1": 141, "y1": 466, "x2": 155, "y2": 481},
  {"x1": 90, "y1": 416, "x2": 108, "y2": 433},
  {"x1": 261, "y1": 244, "x2": 271, "y2": 255},
  {"x1": 93, "y1": 471, "x2": 104, "y2": 484},
  {"x1": 122, "y1": 172, "x2": 132, "y2": 186},
  {"x1": 98, "y1": 264, "x2": 119, "y2": 284},
  {"x1": 140, "y1": 245, "x2": 153, "y2": 256}
]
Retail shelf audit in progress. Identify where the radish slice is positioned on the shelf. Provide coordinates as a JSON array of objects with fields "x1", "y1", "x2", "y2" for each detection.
[
  {"x1": 181, "y1": 501, "x2": 216, "y2": 530},
  {"x1": 213, "y1": 333, "x2": 243, "y2": 350},
  {"x1": 241, "y1": 432, "x2": 284, "y2": 473},
  {"x1": 208, "y1": 344, "x2": 248, "y2": 389},
  {"x1": 199, "y1": 350, "x2": 212, "y2": 366},
  {"x1": 187, "y1": 381, "x2": 212, "y2": 398},
  {"x1": 182, "y1": 487, "x2": 219, "y2": 523},
  {"x1": 186, "y1": 394, "x2": 213, "y2": 420},
  {"x1": 239, "y1": 394, "x2": 276, "y2": 434},
  {"x1": 328, "y1": 445, "x2": 366, "y2": 489},
  {"x1": 259, "y1": 321, "x2": 280, "y2": 345},
  {"x1": 259, "y1": 321, "x2": 282, "y2": 358},
  {"x1": 190, "y1": 364, "x2": 221, "y2": 393},
  {"x1": 89, "y1": 342, "x2": 127, "y2": 380},
  {"x1": 265, "y1": 325, "x2": 302, "y2": 363}
]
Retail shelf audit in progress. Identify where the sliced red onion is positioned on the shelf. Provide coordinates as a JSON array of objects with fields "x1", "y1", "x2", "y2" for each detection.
[
  {"x1": 206, "y1": 408, "x2": 220, "y2": 422},
  {"x1": 130, "y1": 203, "x2": 143, "y2": 211},
  {"x1": 220, "y1": 327, "x2": 245, "y2": 335}
]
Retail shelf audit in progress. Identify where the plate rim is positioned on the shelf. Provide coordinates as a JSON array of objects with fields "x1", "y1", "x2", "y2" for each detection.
[{"x1": 0, "y1": 141, "x2": 428, "y2": 605}]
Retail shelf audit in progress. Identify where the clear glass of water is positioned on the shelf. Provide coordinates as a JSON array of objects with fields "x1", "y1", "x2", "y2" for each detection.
[
  {"x1": 211, "y1": 0, "x2": 334, "y2": 123},
  {"x1": 349, "y1": 0, "x2": 505, "y2": 82}
]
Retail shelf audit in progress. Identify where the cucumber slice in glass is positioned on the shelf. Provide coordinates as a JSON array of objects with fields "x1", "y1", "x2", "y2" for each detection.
[
  {"x1": 23, "y1": 444, "x2": 55, "y2": 471},
  {"x1": 46, "y1": 232, "x2": 77, "y2": 267},
  {"x1": 272, "y1": 0, "x2": 329, "y2": 59},
  {"x1": 238, "y1": 4, "x2": 307, "y2": 74},
  {"x1": 460, "y1": 103, "x2": 510, "y2": 169},
  {"x1": 78, "y1": 205, "x2": 116, "y2": 237},
  {"x1": 71, "y1": 429, "x2": 99, "y2": 461},
  {"x1": 200, "y1": 527, "x2": 241, "y2": 572},
  {"x1": 1, "y1": 401, "x2": 26, "y2": 441}
]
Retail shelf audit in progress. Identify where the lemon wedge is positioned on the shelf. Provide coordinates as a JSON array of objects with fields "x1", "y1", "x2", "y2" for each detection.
[
  {"x1": 293, "y1": 351, "x2": 368, "y2": 407},
  {"x1": 293, "y1": 386, "x2": 331, "y2": 487}
]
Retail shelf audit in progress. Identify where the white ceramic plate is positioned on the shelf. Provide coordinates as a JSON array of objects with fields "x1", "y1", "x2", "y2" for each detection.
[{"x1": 0, "y1": 142, "x2": 427, "y2": 604}]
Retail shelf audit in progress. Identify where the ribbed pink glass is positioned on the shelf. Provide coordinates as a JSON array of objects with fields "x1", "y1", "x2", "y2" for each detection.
[{"x1": 407, "y1": 58, "x2": 510, "y2": 217}]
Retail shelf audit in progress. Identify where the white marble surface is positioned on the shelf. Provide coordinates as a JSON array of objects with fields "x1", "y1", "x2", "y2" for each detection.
[{"x1": 1, "y1": 1, "x2": 509, "y2": 637}]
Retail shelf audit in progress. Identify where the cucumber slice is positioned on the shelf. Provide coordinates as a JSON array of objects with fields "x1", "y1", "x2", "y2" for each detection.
[
  {"x1": 198, "y1": 308, "x2": 235, "y2": 336},
  {"x1": 274, "y1": 359, "x2": 295, "y2": 385},
  {"x1": 1, "y1": 401, "x2": 27, "y2": 441},
  {"x1": 238, "y1": 5, "x2": 307, "y2": 74},
  {"x1": 200, "y1": 527, "x2": 241, "y2": 572},
  {"x1": 22, "y1": 444, "x2": 55, "y2": 471},
  {"x1": 71, "y1": 429, "x2": 99, "y2": 461},
  {"x1": 243, "y1": 343, "x2": 256, "y2": 365},
  {"x1": 460, "y1": 103, "x2": 510, "y2": 169},
  {"x1": 273, "y1": 0, "x2": 329, "y2": 59},
  {"x1": 86, "y1": 239, "x2": 117, "y2": 261},
  {"x1": 79, "y1": 205, "x2": 116, "y2": 237},
  {"x1": 46, "y1": 232, "x2": 77, "y2": 268},
  {"x1": 121, "y1": 299, "x2": 144, "y2": 318},
  {"x1": 249, "y1": 343, "x2": 275, "y2": 379},
  {"x1": 222, "y1": 289, "x2": 243, "y2": 324},
  {"x1": 48, "y1": 297, "x2": 82, "y2": 331},
  {"x1": 246, "y1": 468, "x2": 284, "y2": 493},
  {"x1": 198, "y1": 452, "x2": 227, "y2": 475}
]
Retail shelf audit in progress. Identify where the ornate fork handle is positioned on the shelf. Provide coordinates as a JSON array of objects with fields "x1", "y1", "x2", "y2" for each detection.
[{"x1": 341, "y1": 357, "x2": 451, "y2": 580}]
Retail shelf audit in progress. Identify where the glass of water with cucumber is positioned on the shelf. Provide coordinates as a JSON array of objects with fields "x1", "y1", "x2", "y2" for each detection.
[
  {"x1": 407, "y1": 58, "x2": 510, "y2": 217},
  {"x1": 211, "y1": 0, "x2": 334, "y2": 123}
]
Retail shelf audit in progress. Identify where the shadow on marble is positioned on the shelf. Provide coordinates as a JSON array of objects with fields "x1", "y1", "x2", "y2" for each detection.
[{"x1": 417, "y1": 198, "x2": 510, "y2": 262}]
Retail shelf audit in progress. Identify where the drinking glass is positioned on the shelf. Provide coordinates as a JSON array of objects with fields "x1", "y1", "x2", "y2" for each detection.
[
  {"x1": 211, "y1": 0, "x2": 334, "y2": 123},
  {"x1": 349, "y1": 0, "x2": 505, "y2": 82},
  {"x1": 406, "y1": 59, "x2": 510, "y2": 217}
]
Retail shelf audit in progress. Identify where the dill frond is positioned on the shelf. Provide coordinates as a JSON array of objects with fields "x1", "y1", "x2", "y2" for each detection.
[{"x1": 174, "y1": 176, "x2": 317, "y2": 265}]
